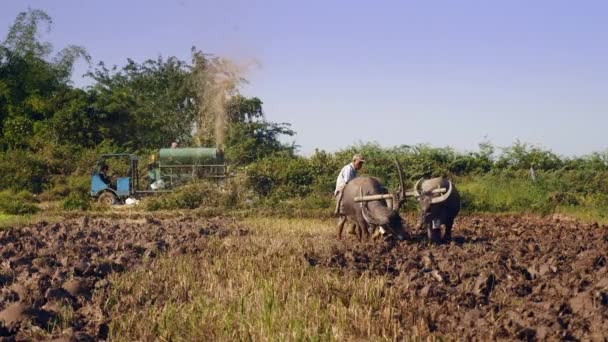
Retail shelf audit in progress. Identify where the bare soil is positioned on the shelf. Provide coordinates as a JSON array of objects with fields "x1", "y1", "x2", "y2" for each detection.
[
  {"x1": 0, "y1": 215, "x2": 246, "y2": 340},
  {"x1": 308, "y1": 214, "x2": 608, "y2": 340},
  {"x1": 0, "y1": 214, "x2": 607, "y2": 340}
]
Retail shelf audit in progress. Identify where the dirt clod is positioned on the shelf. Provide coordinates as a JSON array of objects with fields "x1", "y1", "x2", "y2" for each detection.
[
  {"x1": 0, "y1": 216, "x2": 245, "y2": 339},
  {"x1": 310, "y1": 214, "x2": 608, "y2": 340}
]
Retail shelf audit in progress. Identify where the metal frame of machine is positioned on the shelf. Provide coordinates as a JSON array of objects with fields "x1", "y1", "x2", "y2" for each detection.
[{"x1": 90, "y1": 148, "x2": 227, "y2": 205}]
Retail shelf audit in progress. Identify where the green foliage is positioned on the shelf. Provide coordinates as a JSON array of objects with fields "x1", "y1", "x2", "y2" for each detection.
[
  {"x1": 240, "y1": 141, "x2": 608, "y2": 220},
  {"x1": 225, "y1": 122, "x2": 296, "y2": 165},
  {"x1": 29, "y1": 141, "x2": 82, "y2": 176},
  {"x1": 308, "y1": 150, "x2": 341, "y2": 195},
  {"x1": 0, "y1": 190, "x2": 39, "y2": 215},
  {"x1": 246, "y1": 155, "x2": 314, "y2": 199},
  {"x1": 0, "y1": 149, "x2": 45, "y2": 192},
  {"x1": 61, "y1": 191, "x2": 90, "y2": 211},
  {"x1": 51, "y1": 175, "x2": 90, "y2": 200},
  {"x1": 225, "y1": 95, "x2": 264, "y2": 124},
  {"x1": 144, "y1": 182, "x2": 232, "y2": 211},
  {"x1": 458, "y1": 169, "x2": 608, "y2": 216},
  {"x1": 4, "y1": 9, "x2": 53, "y2": 58},
  {"x1": 223, "y1": 95, "x2": 296, "y2": 165},
  {"x1": 0, "y1": 9, "x2": 89, "y2": 149},
  {"x1": 0, "y1": 140, "x2": 121, "y2": 195},
  {"x1": 495, "y1": 140, "x2": 562, "y2": 170},
  {"x1": 2, "y1": 115, "x2": 34, "y2": 148},
  {"x1": 459, "y1": 174, "x2": 555, "y2": 215},
  {"x1": 86, "y1": 57, "x2": 195, "y2": 149},
  {"x1": 49, "y1": 89, "x2": 106, "y2": 147}
]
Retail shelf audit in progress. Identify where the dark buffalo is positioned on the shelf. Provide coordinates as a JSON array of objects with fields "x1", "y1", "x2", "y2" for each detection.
[
  {"x1": 414, "y1": 177, "x2": 460, "y2": 243},
  {"x1": 337, "y1": 162, "x2": 408, "y2": 241}
]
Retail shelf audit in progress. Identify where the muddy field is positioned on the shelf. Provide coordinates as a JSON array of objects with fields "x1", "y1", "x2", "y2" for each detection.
[
  {"x1": 0, "y1": 215, "x2": 246, "y2": 340},
  {"x1": 0, "y1": 214, "x2": 607, "y2": 340},
  {"x1": 308, "y1": 215, "x2": 608, "y2": 340}
]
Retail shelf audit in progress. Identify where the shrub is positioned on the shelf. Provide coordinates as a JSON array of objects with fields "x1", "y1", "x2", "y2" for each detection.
[
  {"x1": 46, "y1": 175, "x2": 91, "y2": 201},
  {"x1": 144, "y1": 181, "x2": 232, "y2": 211},
  {"x1": 0, "y1": 150, "x2": 46, "y2": 193},
  {"x1": 548, "y1": 192, "x2": 579, "y2": 206},
  {"x1": 458, "y1": 175, "x2": 555, "y2": 215},
  {"x1": 0, "y1": 190, "x2": 40, "y2": 215},
  {"x1": 246, "y1": 155, "x2": 315, "y2": 199},
  {"x1": 61, "y1": 191, "x2": 91, "y2": 211}
]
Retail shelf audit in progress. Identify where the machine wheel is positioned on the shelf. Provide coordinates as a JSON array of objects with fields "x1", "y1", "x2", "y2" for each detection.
[{"x1": 98, "y1": 192, "x2": 117, "y2": 206}]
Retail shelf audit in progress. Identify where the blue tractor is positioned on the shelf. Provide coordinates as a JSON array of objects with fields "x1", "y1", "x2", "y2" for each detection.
[{"x1": 90, "y1": 154, "x2": 142, "y2": 205}]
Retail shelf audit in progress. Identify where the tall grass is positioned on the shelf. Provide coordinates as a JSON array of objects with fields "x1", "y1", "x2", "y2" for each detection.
[
  {"x1": 0, "y1": 212, "x2": 65, "y2": 229},
  {"x1": 0, "y1": 190, "x2": 40, "y2": 215},
  {"x1": 458, "y1": 175, "x2": 554, "y2": 214},
  {"x1": 457, "y1": 173, "x2": 608, "y2": 223},
  {"x1": 99, "y1": 218, "x2": 436, "y2": 340}
]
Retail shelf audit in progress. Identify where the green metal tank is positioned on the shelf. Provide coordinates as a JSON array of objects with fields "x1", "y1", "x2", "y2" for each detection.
[{"x1": 158, "y1": 148, "x2": 221, "y2": 166}]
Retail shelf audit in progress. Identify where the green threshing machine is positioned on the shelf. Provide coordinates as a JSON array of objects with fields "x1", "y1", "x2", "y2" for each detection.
[{"x1": 90, "y1": 147, "x2": 227, "y2": 205}]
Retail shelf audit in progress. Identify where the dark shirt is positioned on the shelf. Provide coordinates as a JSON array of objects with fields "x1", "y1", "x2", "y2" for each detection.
[{"x1": 99, "y1": 171, "x2": 111, "y2": 185}]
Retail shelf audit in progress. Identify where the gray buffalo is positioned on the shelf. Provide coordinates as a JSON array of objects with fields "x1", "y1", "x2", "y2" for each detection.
[
  {"x1": 337, "y1": 162, "x2": 408, "y2": 241},
  {"x1": 413, "y1": 177, "x2": 461, "y2": 243}
]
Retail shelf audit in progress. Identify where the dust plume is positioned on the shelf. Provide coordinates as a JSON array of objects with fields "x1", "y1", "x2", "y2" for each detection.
[{"x1": 190, "y1": 50, "x2": 258, "y2": 150}]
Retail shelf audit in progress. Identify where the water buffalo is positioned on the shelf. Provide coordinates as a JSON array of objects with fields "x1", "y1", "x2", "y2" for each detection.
[
  {"x1": 413, "y1": 177, "x2": 460, "y2": 243},
  {"x1": 337, "y1": 162, "x2": 408, "y2": 241}
]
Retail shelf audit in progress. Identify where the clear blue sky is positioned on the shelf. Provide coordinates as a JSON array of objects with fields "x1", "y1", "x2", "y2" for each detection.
[{"x1": 2, "y1": 0, "x2": 607, "y2": 156}]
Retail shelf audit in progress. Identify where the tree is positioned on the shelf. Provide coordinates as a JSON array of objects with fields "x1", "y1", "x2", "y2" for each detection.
[
  {"x1": 86, "y1": 57, "x2": 196, "y2": 149},
  {"x1": 225, "y1": 120, "x2": 296, "y2": 165},
  {"x1": 224, "y1": 95, "x2": 295, "y2": 164},
  {"x1": 496, "y1": 140, "x2": 563, "y2": 171},
  {"x1": 49, "y1": 88, "x2": 104, "y2": 147},
  {"x1": 225, "y1": 95, "x2": 264, "y2": 123},
  {"x1": 0, "y1": 8, "x2": 90, "y2": 149}
]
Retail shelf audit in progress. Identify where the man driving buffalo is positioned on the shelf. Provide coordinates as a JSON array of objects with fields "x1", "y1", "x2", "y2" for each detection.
[{"x1": 334, "y1": 154, "x2": 365, "y2": 215}]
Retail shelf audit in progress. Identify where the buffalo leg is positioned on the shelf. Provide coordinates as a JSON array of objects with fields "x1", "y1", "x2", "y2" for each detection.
[
  {"x1": 427, "y1": 224, "x2": 441, "y2": 244},
  {"x1": 371, "y1": 226, "x2": 382, "y2": 240},
  {"x1": 357, "y1": 221, "x2": 369, "y2": 242},
  {"x1": 362, "y1": 224, "x2": 371, "y2": 241},
  {"x1": 337, "y1": 216, "x2": 347, "y2": 239},
  {"x1": 347, "y1": 223, "x2": 356, "y2": 235},
  {"x1": 444, "y1": 218, "x2": 454, "y2": 242}
]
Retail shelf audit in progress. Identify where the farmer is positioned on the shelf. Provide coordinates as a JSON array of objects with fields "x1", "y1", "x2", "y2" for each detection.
[
  {"x1": 334, "y1": 154, "x2": 365, "y2": 215},
  {"x1": 99, "y1": 164, "x2": 112, "y2": 187}
]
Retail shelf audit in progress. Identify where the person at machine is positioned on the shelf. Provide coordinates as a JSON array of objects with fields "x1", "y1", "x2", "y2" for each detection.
[{"x1": 99, "y1": 164, "x2": 116, "y2": 188}]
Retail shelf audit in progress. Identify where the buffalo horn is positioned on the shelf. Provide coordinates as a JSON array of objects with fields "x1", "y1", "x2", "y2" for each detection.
[
  {"x1": 391, "y1": 194, "x2": 399, "y2": 211},
  {"x1": 413, "y1": 178, "x2": 423, "y2": 198},
  {"x1": 431, "y1": 181, "x2": 453, "y2": 204},
  {"x1": 394, "y1": 158, "x2": 406, "y2": 199},
  {"x1": 360, "y1": 187, "x2": 389, "y2": 226},
  {"x1": 362, "y1": 205, "x2": 389, "y2": 226}
]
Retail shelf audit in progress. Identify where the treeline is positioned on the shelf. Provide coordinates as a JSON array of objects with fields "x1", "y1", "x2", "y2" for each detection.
[
  {"x1": 142, "y1": 140, "x2": 608, "y2": 221},
  {"x1": 246, "y1": 142, "x2": 608, "y2": 206}
]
